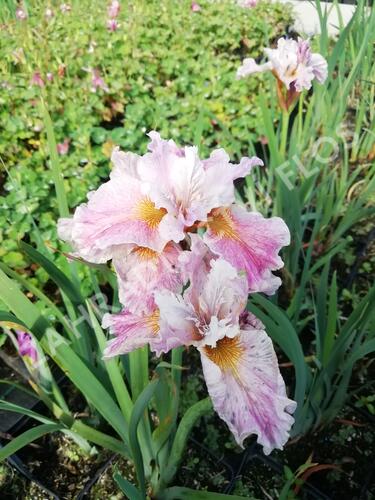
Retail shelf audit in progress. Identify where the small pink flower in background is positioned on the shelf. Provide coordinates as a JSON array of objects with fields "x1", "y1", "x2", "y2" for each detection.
[
  {"x1": 59, "y1": 132, "x2": 295, "y2": 452},
  {"x1": 60, "y1": 3, "x2": 71, "y2": 13},
  {"x1": 107, "y1": 19, "x2": 119, "y2": 31},
  {"x1": 16, "y1": 5, "x2": 28, "y2": 20},
  {"x1": 45, "y1": 8, "x2": 54, "y2": 19},
  {"x1": 46, "y1": 72, "x2": 54, "y2": 82},
  {"x1": 108, "y1": 0, "x2": 120, "y2": 18},
  {"x1": 16, "y1": 331, "x2": 37, "y2": 362},
  {"x1": 91, "y1": 69, "x2": 109, "y2": 92},
  {"x1": 57, "y1": 138, "x2": 70, "y2": 155},
  {"x1": 191, "y1": 1, "x2": 201, "y2": 12},
  {"x1": 238, "y1": 0, "x2": 258, "y2": 7},
  {"x1": 31, "y1": 71, "x2": 45, "y2": 87}
]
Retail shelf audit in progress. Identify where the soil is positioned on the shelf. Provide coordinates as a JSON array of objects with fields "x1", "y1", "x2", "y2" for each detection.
[
  {"x1": 1, "y1": 402, "x2": 372, "y2": 499},
  {"x1": 2, "y1": 342, "x2": 373, "y2": 499}
]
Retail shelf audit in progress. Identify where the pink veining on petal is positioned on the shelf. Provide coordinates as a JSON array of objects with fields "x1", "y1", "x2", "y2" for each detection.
[
  {"x1": 236, "y1": 58, "x2": 272, "y2": 80},
  {"x1": 204, "y1": 205, "x2": 290, "y2": 295},
  {"x1": 178, "y1": 234, "x2": 216, "y2": 293},
  {"x1": 199, "y1": 320, "x2": 296, "y2": 454},
  {"x1": 155, "y1": 258, "x2": 248, "y2": 352},
  {"x1": 58, "y1": 149, "x2": 170, "y2": 263},
  {"x1": 140, "y1": 132, "x2": 261, "y2": 239},
  {"x1": 113, "y1": 243, "x2": 183, "y2": 314},
  {"x1": 102, "y1": 308, "x2": 160, "y2": 358},
  {"x1": 310, "y1": 53, "x2": 328, "y2": 84}
]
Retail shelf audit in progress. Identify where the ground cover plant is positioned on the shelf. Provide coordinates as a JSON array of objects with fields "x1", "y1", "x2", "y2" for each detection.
[
  {"x1": 0, "y1": 0, "x2": 374, "y2": 498},
  {"x1": 0, "y1": 0, "x2": 291, "y2": 288}
]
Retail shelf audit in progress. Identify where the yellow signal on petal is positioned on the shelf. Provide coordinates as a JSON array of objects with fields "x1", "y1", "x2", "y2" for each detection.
[
  {"x1": 135, "y1": 197, "x2": 166, "y2": 228},
  {"x1": 204, "y1": 336, "x2": 243, "y2": 373},
  {"x1": 207, "y1": 208, "x2": 240, "y2": 240}
]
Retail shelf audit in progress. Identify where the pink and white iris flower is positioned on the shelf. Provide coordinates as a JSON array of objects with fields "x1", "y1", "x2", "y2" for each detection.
[
  {"x1": 59, "y1": 132, "x2": 295, "y2": 452},
  {"x1": 237, "y1": 37, "x2": 328, "y2": 110}
]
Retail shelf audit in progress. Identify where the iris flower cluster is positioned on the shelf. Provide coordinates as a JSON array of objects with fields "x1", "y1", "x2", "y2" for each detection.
[{"x1": 59, "y1": 132, "x2": 296, "y2": 454}]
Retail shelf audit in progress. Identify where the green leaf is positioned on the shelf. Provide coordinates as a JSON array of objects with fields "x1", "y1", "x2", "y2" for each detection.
[
  {"x1": 0, "y1": 400, "x2": 58, "y2": 425},
  {"x1": 0, "y1": 311, "x2": 28, "y2": 330},
  {"x1": 19, "y1": 241, "x2": 83, "y2": 306},
  {"x1": 322, "y1": 271, "x2": 338, "y2": 366},
  {"x1": 0, "y1": 269, "x2": 129, "y2": 447},
  {"x1": 129, "y1": 379, "x2": 160, "y2": 497},
  {"x1": 42, "y1": 100, "x2": 69, "y2": 218},
  {"x1": 158, "y1": 487, "x2": 250, "y2": 499},
  {"x1": 162, "y1": 398, "x2": 212, "y2": 487},
  {"x1": 113, "y1": 473, "x2": 142, "y2": 500},
  {"x1": 247, "y1": 295, "x2": 308, "y2": 426},
  {"x1": 0, "y1": 423, "x2": 64, "y2": 461},
  {"x1": 86, "y1": 301, "x2": 133, "y2": 426},
  {"x1": 0, "y1": 262, "x2": 75, "y2": 340}
]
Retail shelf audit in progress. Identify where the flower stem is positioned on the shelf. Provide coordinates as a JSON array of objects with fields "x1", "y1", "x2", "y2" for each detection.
[{"x1": 280, "y1": 109, "x2": 290, "y2": 159}]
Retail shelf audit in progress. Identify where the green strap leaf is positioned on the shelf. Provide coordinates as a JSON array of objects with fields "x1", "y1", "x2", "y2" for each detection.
[
  {"x1": 322, "y1": 271, "x2": 338, "y2": 366},
  {"x1": 158, "y1": 487, "x2": 250, "y2": 499},
  {"x1": 0, "y1": 270, "x2": 129, "y2": 447},
  {"x1": 42, "y1": 99, "x2": 69, "y2": 218},
  {"x1": 0, "y1": 311, "x2": 28, "y2": 330},
  {"x1": 129, "y1": 378, "x2": 160, "y2": 497},
  {"x1": 0, "y1": 423, "x2": 64, "y2": 461},
  {"x1": 19, "y1": 241, "x2": 83, "y2": 306},
  {"x1": 162, "y1": 398, "x2": 212, "y2": 487},
  {"x1": 113, "y1": 473, "x2": 142, "y2": 500},
  {"x1": 247, "y1": 295, "x2": 308, "y2": 426},
  {"x1": 87, "y1": 301, "x2": 133, "y2": 426},
  {"x1": 0, "y1": 400, "x2": 57, "y2": 425},
  {"x1": 71, "y1": 421, "x2": 129, "y2": 456}
]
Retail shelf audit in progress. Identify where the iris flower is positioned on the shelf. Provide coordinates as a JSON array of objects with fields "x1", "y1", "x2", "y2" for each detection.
[
  {"x1": 59, "y1": 132, "x2": 295, "y2": 453},
  {"x1": 237, "y1": 37, "x2": 328, "y2": 110},
  {"x1": 16, "y1": 331, "x2": 38, "y2": 362}
]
